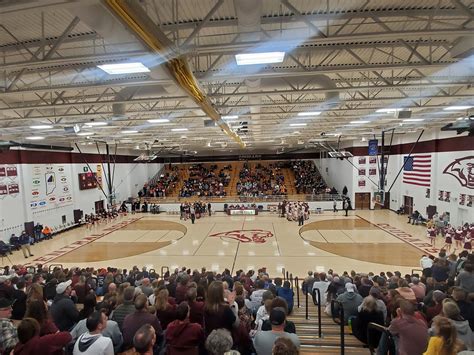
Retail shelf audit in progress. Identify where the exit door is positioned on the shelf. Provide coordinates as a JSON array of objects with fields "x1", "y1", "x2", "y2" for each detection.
[
  {"x1": 404, "y1": 196, "x2": 413, "y2": 215},
  {"x1": 355, "y1": 193, "x2": 371, "y2": 210},
  {"x1": 95, "y1": 200, "x2": 105, "y2": 213}
]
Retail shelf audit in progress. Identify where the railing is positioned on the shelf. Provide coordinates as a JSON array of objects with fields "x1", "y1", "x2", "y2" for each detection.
[
  {"x1": 295, "y1": 277, "x2": 300, "y2": 308},
  {"x1": 331, "y1": 299, "x2": 345, "y2": 355},
  {"x1": 367, "y1": 323, "x2": 396, "y2": 355},
  {"x1": 134, "y1": 193, "x2": 343, "y2": 204},
  {"x1": 48, "y1": 264, "x2": 63, "y2": 272},
  {"x1": 312, "y1": 288, "x2": 323, "y2": 338}
]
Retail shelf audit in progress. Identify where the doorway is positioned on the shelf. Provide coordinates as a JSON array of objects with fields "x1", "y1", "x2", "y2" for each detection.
[
  {"x1": 404, "y1": 196, "x2": 413, "y2": 215},
  {"x1": 355, "y1": 192, "x2": 371, "y2": 210},
  {"x1": 95, "y1": 200, "x2": 105, "y2": 213}
]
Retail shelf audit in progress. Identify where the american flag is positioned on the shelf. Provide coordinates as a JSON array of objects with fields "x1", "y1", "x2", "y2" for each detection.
[{"x1": 403, "y1": 154, "x2": 432, "y2": 187}]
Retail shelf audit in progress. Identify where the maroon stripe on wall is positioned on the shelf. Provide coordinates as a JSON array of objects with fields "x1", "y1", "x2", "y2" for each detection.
[
  {"x1": 347, "y1": 135, "x2": 474, "y2": 156},
  {"x1": 0, "y1": 150, "x2": 139, "y2": 164}
]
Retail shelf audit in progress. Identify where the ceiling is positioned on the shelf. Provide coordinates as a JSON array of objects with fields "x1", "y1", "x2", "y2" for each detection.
[{"x1": 0, "y1": 0, "x2": 473, "y2": 156}]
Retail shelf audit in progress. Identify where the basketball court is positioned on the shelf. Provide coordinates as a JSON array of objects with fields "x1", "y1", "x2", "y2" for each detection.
[{"x1": 7, "y1": 209, "x2": 429, "y2": 277}]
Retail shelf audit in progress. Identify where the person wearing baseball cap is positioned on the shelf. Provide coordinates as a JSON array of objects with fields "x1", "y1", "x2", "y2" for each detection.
[
  {"x1": 50, "y1": 280, "x2": 79, "y2": 332},
  {"x1": 0, "y1": 297, "x2": 18, "y2": 353},
  {"x1": 253, "y1": 307, "x2": 300, "y2": 355}
]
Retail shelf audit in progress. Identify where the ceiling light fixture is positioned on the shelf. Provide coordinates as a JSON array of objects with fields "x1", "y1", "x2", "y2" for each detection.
[
  {"x1": 171, "y1": 128, "x2": 188, "y2": 132},
  {"x1": 97, "y1": 62, "x2": 150, "y2": 74},
  {"x1": 235, "y1": 52, "x2": 285, "y2": 65},
  {"x1": 121, "y1": 130, "x2": 139, "y2": 134},
  {"x1": 297, "y1": 111, "x2": 321, "y2": 116},
  {"x1": 349, "y1": 121, "x2": 369, "y2": 124},
  {"x1": 376, "y1": 108, "x2": 402, "y2": 113},
  {"x1": 30, "y1": 125, "x2": 53, "y2": 130},
  {"x1": 222, "y1": 115, "x2": 239, "y2": 120},
  {"x1": 77, "y1": 132, "x2": 95, "y2": 136},
  {"x1": 25, "y1": 136, "x2": 45, "y2": 140},
  {"x1": 85, "y1": 121, "x2": 108, "y2": 126},
  {"x1": 403, "y1": 118, "x2": 424, "y2": 122},
  {"x1": 147, "y1": 118, "x2": 170, "y2": 123},
  {"x1": 443, "y1": 105, "x2": 472, "y2": 111},
  {"x1": 290, "y1": 123, "x2": 307, "y2": 127}
]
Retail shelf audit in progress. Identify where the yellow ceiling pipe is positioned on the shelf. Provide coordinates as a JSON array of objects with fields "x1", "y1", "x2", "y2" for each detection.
[{"x1": 103, "y1": 0, "x2": 245, "y2": 148}]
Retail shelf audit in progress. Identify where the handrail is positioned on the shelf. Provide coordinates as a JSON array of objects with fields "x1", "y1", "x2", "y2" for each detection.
[
  {"x1": 312, "y1": 288, "x2": 322, "y2": 338},
  {"x1": 48, "y1": 264, "x2": 63, "y2": 272},
  {"x1": 331, "y1": 299, "x2": 345, "y2": 355},
  {"x1": 305, "y1": 289, "x2": 309, "y2": 320},
  {"x1": 134, "y1": 193, "x2": 343, "y2": 204},
  {"x1": 367, "y1": 323, "x2": 396, "y2": 355},
  {"x1": 295, "y1": 277, "x2": 300, "y2": 308}
]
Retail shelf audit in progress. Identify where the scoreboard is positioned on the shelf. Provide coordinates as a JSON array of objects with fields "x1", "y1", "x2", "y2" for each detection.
[{"x1": 78, "y1": 172, "x2": 98, "y2": 190}]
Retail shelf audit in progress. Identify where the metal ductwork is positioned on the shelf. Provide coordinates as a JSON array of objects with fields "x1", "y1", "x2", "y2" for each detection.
[
  {"x1": 103, "y1": 0, "x2": 244, "y2": 147},
  {"x1": 259, "y1": 75, "x2": 340, "y2": 107}
]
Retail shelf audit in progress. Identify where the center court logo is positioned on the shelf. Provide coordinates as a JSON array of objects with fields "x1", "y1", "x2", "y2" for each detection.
[{"x1": 209, "y1": 229, "x2": 274, "y2": 244}]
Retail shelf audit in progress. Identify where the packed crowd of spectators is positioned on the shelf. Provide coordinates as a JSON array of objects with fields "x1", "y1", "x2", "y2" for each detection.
[
  {"x1": 0, "y1": 264, "x2": 300, "y2": 355},
  {"x1": 180, "y1": 164, "x2": 230, "y2": 198},
  {"x1": 291, "y1": 161, "x2": 327, "y2": 195},
  {"x1": 303, "y1": 249, "x2": 474, "y2": 354},
  {"x1": 138, "y1": 167, "x2": 179, "y2": 198},
  {"x1": 237, "y1": 163, "x2": 287, "y2": 197}
]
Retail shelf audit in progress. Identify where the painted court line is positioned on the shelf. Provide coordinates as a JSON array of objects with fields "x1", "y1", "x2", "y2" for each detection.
[
  {"x1": 29, "y1": 217, "x2": 143, "y2": 265},
  {"x1": 356, "y1": 215, "x2": 438, "y2": 256}
]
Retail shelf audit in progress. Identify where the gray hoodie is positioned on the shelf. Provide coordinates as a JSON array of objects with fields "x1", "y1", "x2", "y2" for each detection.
[
  {"x1": 452, "y1": 319, "x2": 474, "y2": 350},
  {"x1": 335, "y1": 291, "x2": 363, "y2": 323},
  {"x1": 429, "y1": 318, "x2": 474, "y2": 350}
]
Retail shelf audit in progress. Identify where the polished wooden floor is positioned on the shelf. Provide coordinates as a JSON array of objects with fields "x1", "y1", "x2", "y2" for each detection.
[{"x1": 4, "y1": 210, "x2": 432, "y2": 277}]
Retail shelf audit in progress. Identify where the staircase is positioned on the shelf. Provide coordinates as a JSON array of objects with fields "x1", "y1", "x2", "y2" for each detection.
[
  {"x1": 289, "y1": 281, "x2": 369, "y2": 354},
  {"x1": 282, "y1": 168, "x2": 297, "y2": 195}
]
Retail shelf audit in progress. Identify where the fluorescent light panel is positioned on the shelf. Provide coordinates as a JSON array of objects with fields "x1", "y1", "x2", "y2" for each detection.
[
  {"x1": 171, "y1": 128, "x2": 188, "y2": 132},
  {"x1": 349, "y1": 121, "x2": 369, "y2": 124},
  {"x1": 222, "y1": 115, "x2": 239, "y2": 120},
  {"x1": 30, "y1": 125, "x2": 53, "y2": 129},
  {"x1": 235, "y1": 52, "x2": 285, "y2": 65},
  {"x1": 443, "y1": 105, "x2": 472, "y2": 111},
  {"x1": 77, "y1": 132, "x2": 94, "y2": 136},
  {"x1": 290, "y1": 123, "x2": 307, "y2": 127},
  {"x1": 297, "y1": 111, "x2": 321, "y2": 116},
  {"x1": 403, "y1": 118, "x2": 424, "y2": 122},
  {"x1": 376, "y1": 108, "x2": 402, "y2": 113},
  {"x1": 85, "y1": 122, "x2": 108, "y2": 126},
  {"x1": 25, "y1": 136, "x2": 44, "y2": 140},
  {"x1": 147, "y1": 118, "x2": 170, "y2": 123},
  {"x1": 97, "y1": 62, "x2": 150, "y2": 74},
  {"x1": 121, "y1": 130, "x2": 138, "y2": 134}
]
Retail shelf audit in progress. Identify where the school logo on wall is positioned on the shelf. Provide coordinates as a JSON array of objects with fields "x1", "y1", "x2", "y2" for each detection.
[
  {"x1": 443, "y1": 156, "x2": 474, "y2": 189},
  {"x1": 209, "y1": 229, "x2": 274, "y2": 244}
]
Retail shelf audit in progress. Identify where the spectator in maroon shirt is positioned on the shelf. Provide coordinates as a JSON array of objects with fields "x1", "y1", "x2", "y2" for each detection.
[
  {"x1": 166, "y1": 302, "x2": 205, "y2": 352},
  {"x1": 14, "y1": 317, "x2": 71, "y2": 355},
  {"x1": 186, "y1": 287, "x2": 204, "y2": 326},
  {"x1": 175, "y1": 274, "x2": 190, "y2": 304},
  {"x1": 24, "y1": 299, "x2": 58, "y2": 336},
  {"x1": 122, "y1": 294, "x2": 162, "y2": 350},
  {"x1": 155, "y1": 288, "x2": 176, "y2": 330},
  {"x1": 204, "y1": 281, "x2": 238, "y2": 335}
]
